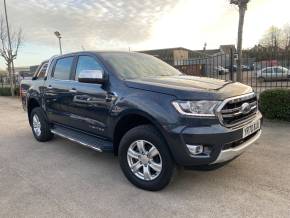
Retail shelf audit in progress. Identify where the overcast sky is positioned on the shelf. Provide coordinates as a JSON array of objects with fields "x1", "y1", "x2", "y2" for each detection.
[{"x1": 1, "y1": 0, "x2": 290, "y2": 69}]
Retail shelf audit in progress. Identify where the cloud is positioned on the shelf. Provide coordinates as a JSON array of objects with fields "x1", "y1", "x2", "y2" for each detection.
[
  {"x1": 3, "y1": 0, "x2": 289, "y2": 68},
  {"x1": 4, "y1": 0, "x2": 178, "y2": 50}
]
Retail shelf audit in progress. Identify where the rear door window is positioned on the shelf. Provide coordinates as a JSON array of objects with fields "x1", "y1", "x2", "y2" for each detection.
[{"x1": 53, "y1": 57, "x2": 74, "y2": 80}]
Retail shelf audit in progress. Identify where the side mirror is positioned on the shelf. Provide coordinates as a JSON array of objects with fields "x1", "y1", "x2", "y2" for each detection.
[{"x1": 78, "y1": 70, "x2": 106, "y2": 84}]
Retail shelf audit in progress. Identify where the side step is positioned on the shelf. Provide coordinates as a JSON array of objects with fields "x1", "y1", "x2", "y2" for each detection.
[{"x1": 51, "y1": 125, "x2": 113, "y2": 152}]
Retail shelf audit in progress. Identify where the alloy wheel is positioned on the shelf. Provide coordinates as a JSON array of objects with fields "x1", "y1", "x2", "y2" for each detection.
[
  {"x1": 127, "y1": 140, "x2": 162, "y2": 181},
  {"x1": 32, "y1": 114, "x2": 41, "y2": 137}
]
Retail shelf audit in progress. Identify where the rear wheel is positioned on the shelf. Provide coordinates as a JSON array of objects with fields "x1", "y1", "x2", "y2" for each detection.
[
  {"x1": 258, "y1": 77, "x2": 265, "y2": 83},
  {"x1": 30, "y1": 108, "x2": 53, "y2": 142},
  {"x1": 119, "y1": 125, "x2": 174, "y2": 191}
]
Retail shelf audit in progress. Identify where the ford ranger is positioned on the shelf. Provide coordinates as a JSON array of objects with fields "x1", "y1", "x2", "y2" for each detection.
[{"x1": 20, "y1": 51, "x2": 262, "y2": 191}]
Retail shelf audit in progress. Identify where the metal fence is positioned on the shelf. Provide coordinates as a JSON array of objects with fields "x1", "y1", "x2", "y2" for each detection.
[
  {"x1": 1, "y1": 50, "x2": 290, "y2": 95},
  {"x1": 167, "y1": 50, "x2": 290, "y2": 95}
]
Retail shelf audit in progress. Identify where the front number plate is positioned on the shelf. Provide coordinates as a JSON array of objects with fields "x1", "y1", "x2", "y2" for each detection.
[{"x1": 243, "y1": 120, "x2": 260, "y2": 138}]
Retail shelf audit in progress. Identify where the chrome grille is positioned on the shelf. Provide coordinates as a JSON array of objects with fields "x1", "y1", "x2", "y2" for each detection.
[{"x1": 217, "y1": 93, "x2": 258, "y2": 127}]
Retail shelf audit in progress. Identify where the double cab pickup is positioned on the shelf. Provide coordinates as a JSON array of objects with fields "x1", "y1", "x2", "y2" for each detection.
[{"x1": 21, "y1": 51, "x2": 262, "y2": 191}]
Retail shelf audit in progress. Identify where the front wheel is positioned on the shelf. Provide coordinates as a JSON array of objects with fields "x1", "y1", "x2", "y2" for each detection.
[{"x1": 119, "y1": 125, "x2": 175, "y2": 191}]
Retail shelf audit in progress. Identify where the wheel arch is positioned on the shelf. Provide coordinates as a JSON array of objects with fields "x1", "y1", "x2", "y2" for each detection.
[
  {"x1": 27, "y1": 97, "x2": 41, "y2": 126},
  {"x1": 112, "y1": 110, "x2": 168, "y2": 155}
]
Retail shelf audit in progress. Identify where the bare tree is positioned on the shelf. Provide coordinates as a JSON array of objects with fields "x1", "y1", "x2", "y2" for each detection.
[
  {"x1": 230, "y1": 0, "x2": 250, "y2": 82},
  {"x1": 281, "y1": 24, "x2": 290, "y2": 52},
  {"x1": 259, "y1": 25, "x2": 290, "y2": 54},
  {"x1": 260, "y1": 26, "x2": 282, "y2": 52},
  {"x1": 0, "y1": 16, "x2": 22, "y2": 96}
]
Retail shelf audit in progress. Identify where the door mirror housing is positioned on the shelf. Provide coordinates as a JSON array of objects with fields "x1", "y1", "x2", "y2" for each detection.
[{"x1": 78, "y1": 70, "x2": 106, "y2": 84}]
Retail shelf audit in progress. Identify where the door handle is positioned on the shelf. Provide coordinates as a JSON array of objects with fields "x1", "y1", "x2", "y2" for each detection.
[
  {"x1": 69, "y1": 88, "x2": 77, "y2": 93},
  {"x1": 47, "y1": 85, "x2": 53, "y2": 89}
]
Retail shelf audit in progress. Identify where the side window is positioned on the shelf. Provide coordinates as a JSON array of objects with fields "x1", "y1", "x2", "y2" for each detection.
[
  {"x1": 75, "y1": 56, "x2": 103, "y2": 79},
  {"x1": 276, "y1": 67, "x2": 285, "y2": 74},
  {"x1": 263, "y1": 68, "x2": 272, "y2": 74},
  {"x1": 53, "y1": 57, "x2": 74, "y2": 80},
  {"x1": 37, "y1": 63, "x2": 48, "y2": 79}
]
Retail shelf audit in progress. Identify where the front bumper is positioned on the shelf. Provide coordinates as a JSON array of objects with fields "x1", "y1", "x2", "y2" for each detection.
[
  {"x1": 162, "y1": 112, "x2": 262, "y2": 166},
  {"x1": 211, "y1": 130, "x2": 262, "y2": 164}
]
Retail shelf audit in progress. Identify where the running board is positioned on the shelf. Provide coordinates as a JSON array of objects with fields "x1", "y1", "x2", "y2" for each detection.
[{"x1": 51, "y1": 125, "x2": 113, "y2": 152}]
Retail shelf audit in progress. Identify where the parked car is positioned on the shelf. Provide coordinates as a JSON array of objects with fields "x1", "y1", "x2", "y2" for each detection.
[
  {"x1": 241, "y1": 65, "x2": 251, "y2": 71},
  {"x1": 256, "y1": 66, "x2": 290, "y2": 82},
  {"x1": 249, "y1": 63, "x2": 255, "y2": 71},
  {"x1": 226, "y1": 65, "x2": 253, "y2": 72},
  {"x1": 214, "y1": 66, "x2": 229, "y2": 75},
  {"x1": 225, "y1": 65, "x2": 237, "y2": 72},
  {"x1": 20, "y1": 51, "x2": 262, "y2": 191}
]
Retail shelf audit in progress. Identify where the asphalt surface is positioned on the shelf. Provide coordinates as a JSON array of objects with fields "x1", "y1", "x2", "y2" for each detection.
[{"x1": 0, "y1": 97, "x2": 289, "y2": 218}]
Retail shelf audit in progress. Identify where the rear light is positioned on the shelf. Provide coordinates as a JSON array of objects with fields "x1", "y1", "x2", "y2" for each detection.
[{"x1": 20, "y1": 87, "x2": 26, "y2": 97}]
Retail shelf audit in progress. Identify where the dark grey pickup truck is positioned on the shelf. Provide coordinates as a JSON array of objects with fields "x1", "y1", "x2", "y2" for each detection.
[{"x1": 20, "y1": 51, "x2": 262, "y2": 191}]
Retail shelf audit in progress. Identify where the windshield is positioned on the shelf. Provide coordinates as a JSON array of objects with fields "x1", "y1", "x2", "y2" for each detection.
[{"x1": 101, "y1": 52, "x2": 182, "y2": 79}]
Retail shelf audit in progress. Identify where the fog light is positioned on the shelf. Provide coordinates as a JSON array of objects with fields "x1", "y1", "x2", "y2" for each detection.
[{"x1": 186, "y1": 144, "x2": 204, "y2": 155}]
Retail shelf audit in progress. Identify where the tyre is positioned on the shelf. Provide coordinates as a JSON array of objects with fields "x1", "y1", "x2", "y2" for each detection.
[
  {"x1": 118, "y1": 125, "x2": 175, "y2": 191},
  {"x1": 258, "y1": 77, "x2": 265, "y2": 83},
  {"x1": 30, "y1": 107, "x2": 53, "y2": 142}
]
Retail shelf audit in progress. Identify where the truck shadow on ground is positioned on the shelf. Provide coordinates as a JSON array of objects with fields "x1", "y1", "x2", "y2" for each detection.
[{"x1": 47, "y1": 135, "x2": 241, "y2": 194}]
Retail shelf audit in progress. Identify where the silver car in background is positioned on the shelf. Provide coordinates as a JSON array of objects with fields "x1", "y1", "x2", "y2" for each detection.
[
  {"x1": 214, "y1": 66, "x2": 229, "y2": 75},
  {"x1": 257, "y1": 66, "x2": 290, "y2": 82}
]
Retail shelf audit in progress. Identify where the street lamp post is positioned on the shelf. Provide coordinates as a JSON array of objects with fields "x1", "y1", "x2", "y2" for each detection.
[{"x1": 54, "y1": 31, "x2": 63, "y2": 55}]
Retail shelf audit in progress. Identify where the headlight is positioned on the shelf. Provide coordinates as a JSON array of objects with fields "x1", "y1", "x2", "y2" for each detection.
[{"x1": 172, "y1": 100, "x2": 220, "y2": 117}]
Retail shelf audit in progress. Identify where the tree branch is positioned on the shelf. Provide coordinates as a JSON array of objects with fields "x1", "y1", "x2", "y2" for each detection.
[
  {"x1": 12, "y1": 28, "x2": 22, "y2": 59},
  {"x1": 0, "y1": 15, "x2": 23, "y2": 63},
  {"x1": 0, "y1": 14, "x2": 23, "y2": 96}
]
